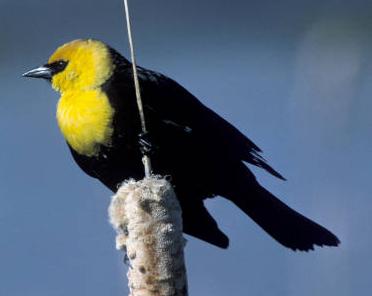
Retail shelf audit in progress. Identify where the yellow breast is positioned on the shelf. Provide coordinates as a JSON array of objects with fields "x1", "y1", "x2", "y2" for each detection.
[{"x1": 56, "y1": 89, "x2": 115, "y2": 157}]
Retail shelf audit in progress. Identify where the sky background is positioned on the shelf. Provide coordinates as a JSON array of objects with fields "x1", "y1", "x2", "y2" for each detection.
[{"x1": 1, "y1": 0, "x2": 372, "y2": 295}]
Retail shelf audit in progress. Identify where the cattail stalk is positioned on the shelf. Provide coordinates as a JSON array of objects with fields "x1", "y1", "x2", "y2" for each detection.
[{"x1": 109, "y1": 177, "x2": 188, "y2": 296}]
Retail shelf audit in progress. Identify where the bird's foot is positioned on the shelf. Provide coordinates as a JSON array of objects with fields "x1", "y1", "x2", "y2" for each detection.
[
  {"x1": 123, "y1": 253, "x2": 132, "y2": 268},
  {"x1": 138, "y1": 132, "x2": 157, "y2": 156}
]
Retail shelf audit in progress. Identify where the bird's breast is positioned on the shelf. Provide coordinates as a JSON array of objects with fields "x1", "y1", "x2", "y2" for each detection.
[{"x1": 56, "y1": 89, "x2": 115, "y2": 157}]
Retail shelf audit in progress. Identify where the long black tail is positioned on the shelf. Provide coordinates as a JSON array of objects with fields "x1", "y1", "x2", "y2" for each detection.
[{"x1": 229, "y1": 184, "x2": 340, "y2": 251}]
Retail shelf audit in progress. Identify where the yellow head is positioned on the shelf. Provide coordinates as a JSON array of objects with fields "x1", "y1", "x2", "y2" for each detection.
[
  {"x1": 48, "y1": 39, "x2": 114, "y2": 92},
  {"x1": 23, "y1": 39, "x2": 115, "y2": 93}
]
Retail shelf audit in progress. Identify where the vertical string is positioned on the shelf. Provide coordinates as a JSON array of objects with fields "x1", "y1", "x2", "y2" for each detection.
[{"x1": 123, "y1": 0, "x2": 152, "y2": 177}]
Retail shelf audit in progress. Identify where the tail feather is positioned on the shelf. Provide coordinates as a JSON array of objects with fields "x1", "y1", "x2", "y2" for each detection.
[{"x1": 230, "y1": 185, "x2": 340, "y2": 251}]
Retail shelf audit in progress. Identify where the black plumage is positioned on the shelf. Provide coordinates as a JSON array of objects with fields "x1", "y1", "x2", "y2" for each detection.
[{"x1": 69, "y1": 48, "x2": 339, "y2": 251}]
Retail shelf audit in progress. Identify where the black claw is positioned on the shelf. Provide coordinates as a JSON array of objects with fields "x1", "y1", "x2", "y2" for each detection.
[
  {"x1": 123, "y1": 253, "x2": 132, "y2": 268},
  {"x1": 138, "y1": 132, "x2": 157, "y2": 155},
  {"x1": 121, "y1": 246, "x2": 132, "y2": 268}
]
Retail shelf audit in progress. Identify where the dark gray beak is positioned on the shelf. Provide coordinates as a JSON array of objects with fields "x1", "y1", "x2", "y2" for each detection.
[
  {"x1": 22, "y1": 66, "x2": 53, "y2": 79},
  {"x1": 23, "y1": 61, "x2": 68, "y2": 80}
]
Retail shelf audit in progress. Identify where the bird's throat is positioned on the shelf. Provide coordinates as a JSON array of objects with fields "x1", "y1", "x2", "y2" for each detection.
[{"x1": 56, "y1": 89, "x2": 114, "y2": 157}]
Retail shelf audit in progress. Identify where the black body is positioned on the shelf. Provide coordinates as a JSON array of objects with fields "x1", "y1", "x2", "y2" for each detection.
[{"x1": 70, "y1": 49, "x2": 339, "y2": 250}]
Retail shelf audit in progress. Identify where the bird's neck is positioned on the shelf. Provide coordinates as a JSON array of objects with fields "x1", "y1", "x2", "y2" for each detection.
[{"x1": 56, "y1": 89, "x2": 115, "y2": 157}]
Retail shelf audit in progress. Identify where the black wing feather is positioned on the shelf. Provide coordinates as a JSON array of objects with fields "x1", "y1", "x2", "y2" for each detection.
[{"x1": 137, "y1": 68, "x2": 285, "y2": 180}]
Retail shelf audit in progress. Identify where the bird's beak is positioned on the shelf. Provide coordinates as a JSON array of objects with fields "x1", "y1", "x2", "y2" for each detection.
[{"x1": 22, "y1": 65, "x2": 53, "y2": 80}]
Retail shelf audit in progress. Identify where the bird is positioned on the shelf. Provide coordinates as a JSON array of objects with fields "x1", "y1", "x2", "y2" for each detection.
[{"x1": 23, "y1": 39, "x2": 340, "y2": 251}]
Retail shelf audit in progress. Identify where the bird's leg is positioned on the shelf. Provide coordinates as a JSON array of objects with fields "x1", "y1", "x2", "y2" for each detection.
[{"x1": 138, "y1": 131, "x2": 158, "y2": 156}]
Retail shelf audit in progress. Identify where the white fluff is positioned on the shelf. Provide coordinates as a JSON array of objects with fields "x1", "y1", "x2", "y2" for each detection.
[{"x1": 109, "y1": 177, "x2": 188, "y2": 296}]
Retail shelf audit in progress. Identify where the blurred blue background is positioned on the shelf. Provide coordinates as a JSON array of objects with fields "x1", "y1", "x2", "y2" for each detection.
[{"x1": 1, "y1": 0, "x2": 371, "y2": 295}]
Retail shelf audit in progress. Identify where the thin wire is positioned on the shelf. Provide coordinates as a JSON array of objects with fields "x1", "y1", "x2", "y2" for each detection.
[{"x1": 123, "y1": 0, "x2": 152, "y2": 177}]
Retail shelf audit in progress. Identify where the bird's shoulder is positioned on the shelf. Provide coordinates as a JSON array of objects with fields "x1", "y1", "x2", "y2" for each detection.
[{"x1": 107, "y1": 61, "x2": 285, "y2": 180}]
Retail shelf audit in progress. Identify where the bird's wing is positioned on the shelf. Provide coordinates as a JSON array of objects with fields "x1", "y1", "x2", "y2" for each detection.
[{"x1": 137, "y1": 67, "x2": 285, "y2": 180}]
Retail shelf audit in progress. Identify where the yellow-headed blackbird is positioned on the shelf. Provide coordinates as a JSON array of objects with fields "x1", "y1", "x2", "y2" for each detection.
[{"x1": 24, "y1": 39, "x2": 339, "y2": 251}]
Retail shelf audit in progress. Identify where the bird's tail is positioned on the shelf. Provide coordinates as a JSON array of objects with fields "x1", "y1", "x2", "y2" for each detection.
[{"x1": 229, "y1": 184, "x2": 340, "y2": 251}]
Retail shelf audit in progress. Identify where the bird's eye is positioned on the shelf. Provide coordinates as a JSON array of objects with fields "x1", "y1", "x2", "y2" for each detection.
[
  {"x1": 48, "y1": 60, "x2": 68, "y2": 75},
  {"x1": 55, "y1": 60, "x2": 68, "y2": 71}
]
